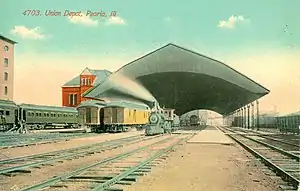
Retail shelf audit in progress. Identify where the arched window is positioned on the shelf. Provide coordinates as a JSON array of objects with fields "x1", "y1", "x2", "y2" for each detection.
[{"x1": 4, "y1": 46, "x2": 9, "y2": 52}]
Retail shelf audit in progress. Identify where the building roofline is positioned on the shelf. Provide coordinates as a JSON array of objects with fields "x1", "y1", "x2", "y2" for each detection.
[
  {"x1": 0, "y1": 35, "x2": 17, "y2": 44},
  {"x1": 115, "y1": 43, "x2": 270, "y2": 93}
]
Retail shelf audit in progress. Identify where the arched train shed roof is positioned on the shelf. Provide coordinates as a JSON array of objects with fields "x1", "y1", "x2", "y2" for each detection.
[{"x1": 86, "y1": 43, "x2": 270, "y2": 115}]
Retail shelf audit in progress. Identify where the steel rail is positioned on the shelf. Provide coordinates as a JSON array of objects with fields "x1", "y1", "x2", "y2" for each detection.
[
  {"x1": 220, "y1": 127, "x2": 299, "y2": 188},
  {"x1": 229, "y1": 127, "x2": 300, "y2": 148},
  {"x1": 20, "y1": 136, "x2": 177, "y2": 191},
  {"x1": 224, "y1": 127, "x2": 299, "y2": 161},
  {"x1": 93, "y1": 135, "x2": 191, "y2": 191},
  {"x1": 0, "y1": 135, "x2": 156, "y2": 174},
  {"x1": 0, "y1": 135, "x2": 141, "y2": 164},
  {"x1": 0, "y1": 133, "x2": 100, "y2": 148}
]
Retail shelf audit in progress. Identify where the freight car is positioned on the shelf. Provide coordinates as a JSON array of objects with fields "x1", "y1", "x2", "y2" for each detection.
[
  {"x1": 0, "y1": 99, "x2": 78, "y2": 132},
  {"x1": 276, "y1": 111, "x2": 300, "y2": 134},
  {"x1": 77, "y1": 100, "x2": 150, "y2": 133}
]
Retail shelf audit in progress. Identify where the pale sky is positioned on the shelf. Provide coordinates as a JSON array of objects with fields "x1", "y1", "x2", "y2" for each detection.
[{"x1": 1, "y1": 0, "x2": 299, "y2": 116}]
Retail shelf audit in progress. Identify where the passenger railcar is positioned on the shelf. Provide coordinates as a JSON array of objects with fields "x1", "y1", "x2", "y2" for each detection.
[
  {"x1": 18, "y1": 104, "x2": 78, "y2": 129},
  {"x1": 0, "y1": 99, "x2": 78, "y2": 131},
  {"x1": 77, "y1": 100, "x2": 150, "y2": 133},
  {"x1": 0, "y1": 100, "x2": 18, "y2": 130}
]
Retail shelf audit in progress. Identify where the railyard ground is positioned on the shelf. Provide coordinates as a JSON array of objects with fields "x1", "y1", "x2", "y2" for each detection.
[{"x1": 1, "y1": 127, "x2": 283, "y2": 191}]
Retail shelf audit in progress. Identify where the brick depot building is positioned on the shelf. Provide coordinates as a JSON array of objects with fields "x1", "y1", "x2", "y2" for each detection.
[{"x1": 61, "y1": 67, "x2": 111, "y2": 107}]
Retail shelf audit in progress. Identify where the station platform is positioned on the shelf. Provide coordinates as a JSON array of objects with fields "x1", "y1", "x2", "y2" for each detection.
[{"x1": 187, "y1": 126, "x2": 234, "y2": 145}]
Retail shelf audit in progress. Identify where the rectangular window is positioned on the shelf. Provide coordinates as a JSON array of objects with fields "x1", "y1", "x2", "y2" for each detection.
[
  {"x1": 4, "y1": 58, "x2": 8, "y2": 67},
  {"x1": 73, "y1": 94, "x2": 77, "y2": 105},
  {"x1": 4, "y1": 72, "x2": 8, "y2": 81},
  {"x1": 5, "y1": 111, "x2": 10, "y2": 115},
  {"x1": 69, "y1": 94, "x2": 74, "y2": 105},
  {"x1": 4, "y1": 86, "x2": 7, "y2": 95}
]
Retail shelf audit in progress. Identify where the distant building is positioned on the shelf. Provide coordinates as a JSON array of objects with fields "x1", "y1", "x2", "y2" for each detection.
[
  {"x1": 61, "y1": 67, "x2": 112, "y2": 107},
  {"x1": 0, "y1": 35, "x2": 17, "y2": 101}
]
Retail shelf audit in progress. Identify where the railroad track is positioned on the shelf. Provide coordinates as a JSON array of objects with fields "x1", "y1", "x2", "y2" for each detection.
[
  {"x1": 0, "y1": 134, "x2": 162, "y2": 176},
  {"x1": 228, "y1": 127, "x2": 300, "y2": 154},
  {"x1": 0, "y1": 133, "x2": 101, "y2": 149},
  {"x1": 14, "y1": 133, "x2": 197, "y2": 191},
  {"x1": 219, "y1": 126, "x2": 300, "y2": 190}
]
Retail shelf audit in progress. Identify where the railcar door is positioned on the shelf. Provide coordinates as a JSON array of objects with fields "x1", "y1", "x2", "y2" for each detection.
[
  {"x1": 99, "y1": 108, "x2": 104, "y2": 125},
  {"x1": 23, "y1": 109, "x2": 27, "y2": 121},
  {"x1": 86, "y1": 108, "x2": 91, "y2": 123},
  {"x1": 112, "y1": 107, "x2": 117, "y2": 123},
  {"x1": 19, "y1": 108, "x2": 23, "y2": 121},
  {"x1": 15, "y1": 109, "x2": 19, "y2": 124}
]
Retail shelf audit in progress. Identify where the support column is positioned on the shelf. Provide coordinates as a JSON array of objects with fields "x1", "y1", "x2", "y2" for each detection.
[
  {"x1": 241, "y1": 108, "x2": 244, "y2": 128},
  {"x1": 256, "y1": 100, "x2": 260, "y2": 131},
  {"x1": 236, "y1": 110, "x2": 239, "y2": 127},
  {"x1": 247, "y1": 105, "x2": 250, "y2": 129},
  {"x1": 244, "y1": 106, "x2": 247, "y2": 128},
  {"x1": 251, "y1": 102, "x2": 255, "y2": 129},
  {"x1": 239, "y1": 109, "x2": 241, "y2": 127}
]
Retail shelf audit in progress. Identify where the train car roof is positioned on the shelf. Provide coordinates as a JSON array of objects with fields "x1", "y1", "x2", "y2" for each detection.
[
  {"x1": 77, "y1": 100, "x2": 107, "y2": 109},
  {"x1": 19, "y1": 103, "x2": 77, "y2": 112},
  {"x1": 284, "y1": 111, "x2": 300, "y2": 117},
  {"x1": 277, "y1": 111, "x2": 300, "y2": 117},
  {"x1": 0, "y1": 99, "x2": 18, "y2": 108},
  {"x1": 106, "y1": 101, "x2": 150, "y2": 110}
]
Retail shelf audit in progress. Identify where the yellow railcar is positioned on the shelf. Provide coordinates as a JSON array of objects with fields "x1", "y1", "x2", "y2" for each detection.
[{"x1": 77, "y1": 100, "x2": 150, "y2": 133}]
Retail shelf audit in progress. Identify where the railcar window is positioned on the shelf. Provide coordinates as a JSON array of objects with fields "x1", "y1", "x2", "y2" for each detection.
[
  {"x1": 5, "y1": 111, "x2": 10, "y2": 115},
  {"x1": 0, "y1": 110, "x2": 4, "y2": 115}
]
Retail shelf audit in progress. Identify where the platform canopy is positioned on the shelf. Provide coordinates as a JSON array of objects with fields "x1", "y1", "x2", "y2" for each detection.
[{"x1": 85, "y1": 43, "x2": 270, "y2": 115}]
